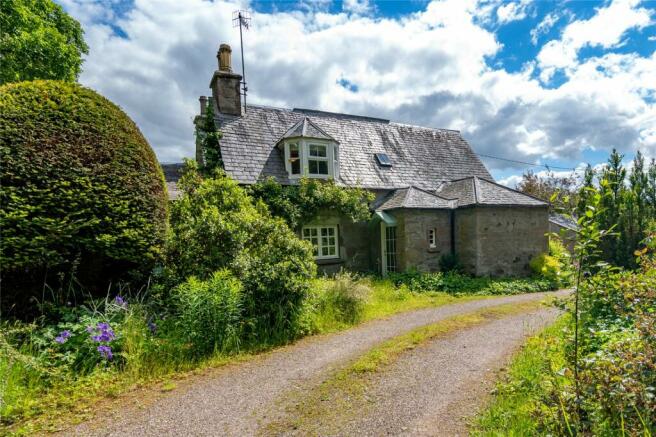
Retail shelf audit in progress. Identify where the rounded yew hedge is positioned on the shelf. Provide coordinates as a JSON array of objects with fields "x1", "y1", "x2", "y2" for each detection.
[{"x1": 0, "y1": 80, "x2": 168, "y2": 302}]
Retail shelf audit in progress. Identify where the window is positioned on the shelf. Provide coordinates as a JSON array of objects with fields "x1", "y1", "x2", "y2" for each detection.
[
  {"x1": 428, "y1": 228, "x2": 436, "y2": 248},
  {"x1": 375, "y1": 153, "x2": 392, "y2": 167},
  {"x1": 289, "y1": 143, "x2": 301, "y2": 175},
  {"x1": 385, "y1": 226, "x2": 397, "y2": 272},
  {"x1": 308, "y1": 144, "x2": 329, "y2": 175},
  {"x1": 302, "y1": 226, "x2": 338, "y2": 259},
  {"x1": 284, "y1": 141, "x2": 337, "y2": 179}
]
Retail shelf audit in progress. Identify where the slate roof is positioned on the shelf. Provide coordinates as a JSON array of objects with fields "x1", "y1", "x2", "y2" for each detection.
[
  {"x1": 375, "y1": 186, "x2": 456, "y2": 211},
  {"x1": 215, "y1": 105, "x2": 492, "y2": 190},
  {"x1": 549, "y1": 212, "x2": 579, "y2": 231},
  {"x1": 436, "y1": 176, "x2": 548, "y2": 207},
  {"x1": 278, "y1": 117, "x2": 336, "y2": 142}
]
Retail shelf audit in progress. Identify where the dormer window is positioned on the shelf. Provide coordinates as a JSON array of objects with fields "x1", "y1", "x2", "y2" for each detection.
[
  {"x1": 289, "y1": 143, "x2": 301, "y2": 175},
  {"x1": 278, "y1": 117, "x2": 339, "y2": 180}
]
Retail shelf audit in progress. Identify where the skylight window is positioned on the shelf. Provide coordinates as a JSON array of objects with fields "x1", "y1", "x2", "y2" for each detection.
[{"x1": 375, "y1": 153, "x2": 392, "y2": 167}]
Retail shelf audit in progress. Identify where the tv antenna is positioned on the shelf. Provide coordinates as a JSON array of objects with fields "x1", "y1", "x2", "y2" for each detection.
[{"x1": 232, "y1": 10, "x2": 251, "y2": 110}]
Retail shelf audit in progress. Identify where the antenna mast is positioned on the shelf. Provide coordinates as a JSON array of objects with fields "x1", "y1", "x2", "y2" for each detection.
[{"x1": 232, "y1": 10, "x2": 251, "y2": 111}]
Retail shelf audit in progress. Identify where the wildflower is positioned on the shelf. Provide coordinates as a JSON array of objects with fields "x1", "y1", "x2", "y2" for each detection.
[
  {"x1": 97, "y1": 345, "x2": 113, "y2": 360},
  {"x1": 147, "y1": 319, "x2": 157, "y2": 335},
  {"x1": 86, "y1": 325, "x2": 95, "y2": 333},
  {"x1": 114, "y1": 295, "x2": 127, "y2": 308},
  {"x1": 55, "y1": 330, "x2": 71, "y2": 344},
  {"x1": 89, "y1": 322, "x2": 115, "y2": 342}
]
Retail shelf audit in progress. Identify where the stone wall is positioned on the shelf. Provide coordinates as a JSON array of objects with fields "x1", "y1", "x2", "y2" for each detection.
[
  {"x1": 458, "y1": 206, "x2": 548, "y2": 276},
  {"x1": 304, "y1": 209, "x2": 372, "y2": 275},
  {"x1": 395, "y1": 209, "x2": 451, "y2": 272}
]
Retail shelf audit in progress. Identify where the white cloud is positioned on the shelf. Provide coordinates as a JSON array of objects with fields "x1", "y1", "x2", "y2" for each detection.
[
  {"x1": 530, "y1": 11, "x2": 561, "y2": 45},
  {"x1": 342, "y1": 0, "x2": 373, "y2": 16},
  {"x1": 537, "y1": 0, "x2": 653, "y2": 76},
  {"x1": 59, "y1": 0, "x2": 656, "y2": 174},
  {"x1": 496, "y1": 0, "x2": 529, "y2": 24}
]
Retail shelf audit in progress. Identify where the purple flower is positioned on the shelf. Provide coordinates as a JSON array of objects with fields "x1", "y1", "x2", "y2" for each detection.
[
  {"x1": 89, "y1": 322, "x2": 115, "y2": 343},
  {"x1": 86, "y1": 325, "x2": 95, "y2": 333},
  {"x1": 147, "y1": 320, "x2": 157, "y2": 335},
  {"x1": 97, "y1": 345, "x2": 113, "y2": 360},
  {"x1": 55, "y1": 330, "x2": 71, "y2": 344},
  {"x1": 114, "y1": 295, "x2": 127, "y2": 308}
]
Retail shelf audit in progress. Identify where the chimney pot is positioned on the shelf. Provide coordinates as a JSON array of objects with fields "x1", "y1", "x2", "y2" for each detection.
[
  {"x1": 199, "y1": 96, "x2": 208, "y2": 115},
  {"x1": 218, "y1": 44, "x2": 232, "y2": 72}
]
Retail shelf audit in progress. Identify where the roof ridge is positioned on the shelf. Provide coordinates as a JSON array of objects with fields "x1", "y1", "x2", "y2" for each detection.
[{"x1": 407, "y1": 185, "x2": 456, "y2": 202}]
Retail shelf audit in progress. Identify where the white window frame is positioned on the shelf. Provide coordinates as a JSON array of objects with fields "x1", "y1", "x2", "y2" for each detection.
[
  {"x1": 428, "y1": 228, "x2": 436, "y2": 248},
  {"x1": 302, "y1": 225, "x2": 339, "y2": 260},
  {"x1": 284, "y1": 139, "x2": 337, "y2": 180}
]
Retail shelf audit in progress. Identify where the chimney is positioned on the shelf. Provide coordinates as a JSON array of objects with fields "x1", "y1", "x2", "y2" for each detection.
[
  {"x1": 209, "y1": 43, "x2": 242, "y2": 116},
  {"x1": 199, "y1": 96, "x2": 208, "y2": 116}
]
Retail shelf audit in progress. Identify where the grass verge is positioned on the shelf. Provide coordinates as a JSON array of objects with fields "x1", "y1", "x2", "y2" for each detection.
[
  {"x1": 2, "y1": 279, "x2": 499, "y2": 436},
  {"x1": 262, "y1": 298, "x2": 552, "y2": 436},
  {"x1": 472, "y1": 315, "x2": 571, "y2": 436}
]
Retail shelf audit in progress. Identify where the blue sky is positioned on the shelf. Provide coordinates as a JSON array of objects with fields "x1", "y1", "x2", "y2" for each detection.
[{"x1": 59, "y1": 0, "x2": 656, "y2": 186}]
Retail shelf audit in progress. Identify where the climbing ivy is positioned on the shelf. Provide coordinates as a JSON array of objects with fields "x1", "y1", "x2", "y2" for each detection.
[{"x1": 248, "y1": 177, "x2": 374, "y2": 229}]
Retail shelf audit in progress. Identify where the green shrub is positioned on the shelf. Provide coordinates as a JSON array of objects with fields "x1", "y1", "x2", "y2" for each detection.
[
  {"x1": 529, "y1": 238, "x2": 574, "y2": 287},
  {"x1": 168, "y1": 163, "x2": 316, "y2": 341},
  {"x1": 173, "y1": 270, "x2": 242, "y2": 357},
  {"x1": 389, "y1": 270, "x2": 554, "y2": 295},
  {"x1": 313, "y1": 272, "x2": 371, "y2": 327},
  {"x1": 248, "y1": 177, "x2": 373, "y2": 229},
  {"x1": 0, "y1": 81, "x2": 168, "y2": 309},
  {"x1": 438, "y1": 253, "x2": 462, "y2": 272}
]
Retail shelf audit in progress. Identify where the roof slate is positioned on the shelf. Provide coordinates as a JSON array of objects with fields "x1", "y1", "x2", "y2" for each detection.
[
  {"x1": 216, "y1": 105, "x2": 493, "y2": 190},
  {"x1": 436, "y1": 176, "x2": 548, "y2": 207},
  {"x1": 549, "y1": 212, "x2": 579, "y2": 231},
  {"x1": 375, "y1": 186, "x2": 455, "y2": 210}
]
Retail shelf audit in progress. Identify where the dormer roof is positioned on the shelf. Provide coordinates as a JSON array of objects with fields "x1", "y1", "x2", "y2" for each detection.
[{"x1": 278, "y1": 117, "x2": 337, "y2": 144}]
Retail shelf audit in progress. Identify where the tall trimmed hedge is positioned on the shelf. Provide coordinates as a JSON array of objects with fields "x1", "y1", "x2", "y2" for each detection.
[{"x1": 0, "y1": 81, "x2": 168, "y2": 301}]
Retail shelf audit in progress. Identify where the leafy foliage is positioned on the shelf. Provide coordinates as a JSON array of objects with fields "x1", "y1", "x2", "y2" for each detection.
[
  {"x1": 0, "y1": 0, "x2": 89, "y2": 83},
  {"x1": 168, "y1": 162, "x2": 316, "y2": 339},
  {"x1": 388, "y1": 270, "x2": 556, "y2": 295},
  {"x1": 248, "y1": 177, "x2": 374, "y2": 230},
  {"x1": 196, "y1": 103, "x2": 223, "y2": 172},
  {"x1": 0, "y1": 81, "x2": 168, "y2": 311},
  {"x1": 516, "y1": 169, "x2": 579, "y2": 211},
  {"x1": 576, "y1": 149, "x2": 656, "y2": 268},
  {"x1": 529, "y1": 238, "x2": 573, "y2": 287},
  {"x1": 173, "y1": 270, "x2": 243, "y2": 357}
]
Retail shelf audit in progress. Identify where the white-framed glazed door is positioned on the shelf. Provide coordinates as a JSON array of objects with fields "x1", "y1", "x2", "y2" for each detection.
[{"x1": 381, "y1": 222, "x2": 397, "y2": 276}]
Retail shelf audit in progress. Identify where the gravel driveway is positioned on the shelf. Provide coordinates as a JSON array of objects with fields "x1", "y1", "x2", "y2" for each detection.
[{"x1": 68, "y1": 290, "x2": 568, "y2": 436}]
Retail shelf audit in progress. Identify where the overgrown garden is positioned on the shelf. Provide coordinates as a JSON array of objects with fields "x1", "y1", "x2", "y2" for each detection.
[
  {"x1": 0, "y1": 79, "x2": 562, "y2": 433},
  {"x1": 477, "y1": 168, "x2": 656, "y2": 435}
]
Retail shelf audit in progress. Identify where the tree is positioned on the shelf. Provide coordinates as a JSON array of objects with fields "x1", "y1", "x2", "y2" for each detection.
[
  {"x1": 0, "y1": 0, "x2": 89, "y2": 83},
  {"x1": 196, "y1": 103, "x2": 223, "y2": 172},
  {"x1": 0, "y1": 81, "x2": 168, "y2": 314},
  {"x1": 516, "y1": 169, "x2": 579, "y2": 211}
]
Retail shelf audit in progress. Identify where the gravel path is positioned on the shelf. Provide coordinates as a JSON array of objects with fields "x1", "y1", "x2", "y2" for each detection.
[
  {"x1": 293, "y1": 306, "x2": 560, "y2": 436},
  {"x1": 69, "y1": 290, "x2": 567, "y2": 436}
]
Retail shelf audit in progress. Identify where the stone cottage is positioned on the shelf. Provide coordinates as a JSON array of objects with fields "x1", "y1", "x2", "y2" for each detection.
[{"x1": 163, "y1": 44, "x2": 549, "y2": 277}]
